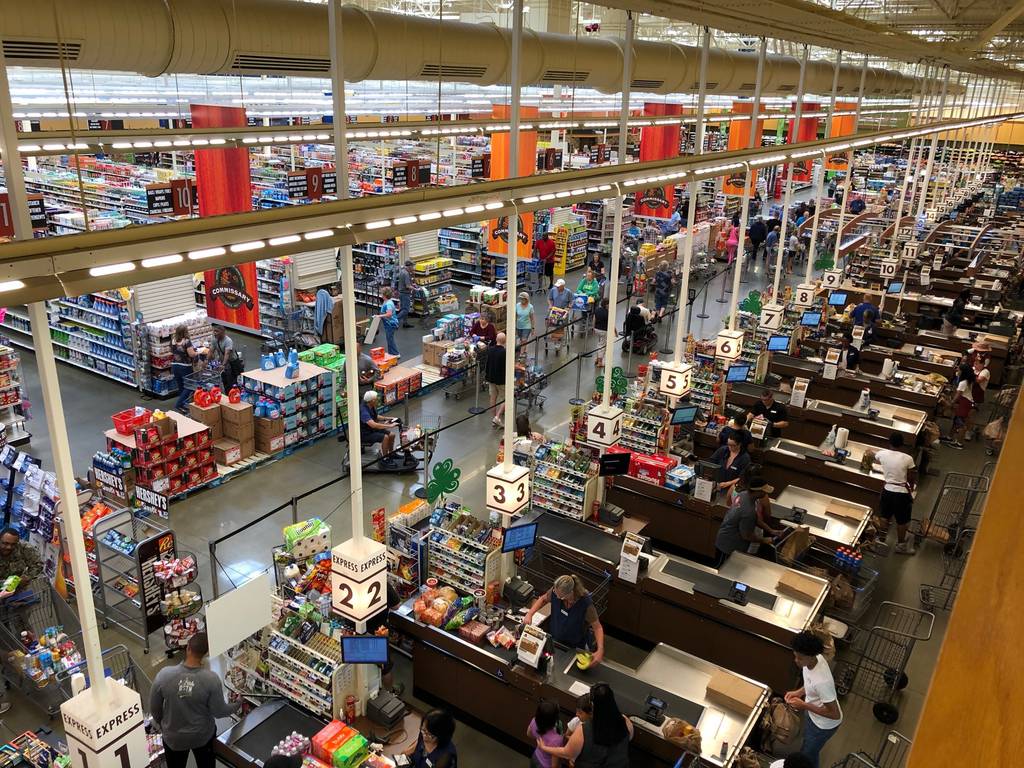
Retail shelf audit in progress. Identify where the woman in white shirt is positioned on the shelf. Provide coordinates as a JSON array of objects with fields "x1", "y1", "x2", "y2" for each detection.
[{"x1": 786, "y1": 632, "x2": 842, "y2": 768}]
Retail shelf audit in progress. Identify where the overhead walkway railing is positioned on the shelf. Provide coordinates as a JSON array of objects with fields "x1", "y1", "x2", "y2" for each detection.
[{"x1": 0, "y1": 110, "x2": 1017, "y2": 307}]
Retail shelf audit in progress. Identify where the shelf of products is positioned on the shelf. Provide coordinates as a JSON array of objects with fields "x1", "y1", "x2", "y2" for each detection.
[
  {"x1": 619, "y1": 396, "x2": 668, "y2": 455},
  {"x1": 239, "y1": 361, "x2": 336, "y2": 448},
  {"x1": 531, "y1": 442, "x2": 599, "y2": 521},
  {"x1": 138, "y1": 311, "x2": 213, "y2": 396},
  {"x1": 439, "y1": 224, "x2": 486, "y2": 286},
  {"x1": 554, "y1": 220, "x2": 588, "y2": 274},
  {"x1": 412, "y1": 256, "x2": 456, "y2": 315},
  {"x1": 0, "y1": 345, "x2": 30, "y2": 446},
  {"x1": 352, "y1": 238, "x2": 403, "y2": 309},
  {"x1": 387, "y1": 500, "x2": 431, "y2": 600},
  {"x1": 574, "y1": 198, "x2": 635, "y2": 256},
  {"x1": 427, "y1": 502, "x2": 500, "y2": 595}
]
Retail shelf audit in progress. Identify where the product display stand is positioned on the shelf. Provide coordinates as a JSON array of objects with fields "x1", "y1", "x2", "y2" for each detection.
[
  {"x1": 530, "y1": 442, "x2": 599, "y2": 521},
  {"x1": 426, "y1": 503, "x2": 501, "y2": 594},
  {"x1": 0, "y1": 344, "x2": 30, "y2": 446}
]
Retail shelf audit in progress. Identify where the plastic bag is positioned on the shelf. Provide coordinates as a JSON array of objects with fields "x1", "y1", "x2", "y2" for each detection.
[
  {"x1": 661, "y1": 718, "x2": 701, "y2": 755},
  {"x1": 759, "y1": 696, "x2": 802, "y2": 754},
  {"x1": 983, "y1": 417, "x2": 1006, "y2": 441}
]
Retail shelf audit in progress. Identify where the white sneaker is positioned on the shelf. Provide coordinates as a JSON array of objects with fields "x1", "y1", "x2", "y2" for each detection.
[
  {"x1": 895, "y1": 542, "x2": 916, "y2": 555},
  {"x1": 0, "y1": 702, "x2": 10, "y2": 715}
]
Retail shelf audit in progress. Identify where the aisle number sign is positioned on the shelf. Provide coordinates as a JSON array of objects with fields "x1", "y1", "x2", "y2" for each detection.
[
  {"x1": 486, "y1": 463, "x2": 531, "y2": 516},
  {"x1": 880, "y1": 259, "x2": 899, "y2": 278},
  {"x1": 716, "y1": 330, "x2": 744, "y2": 361},
  {"x1": 587, "y1": 405, "x2": 623, "y2": 448},
  {"x1": 61, "y1": 679, "x2": 147, "y2": 768},
  {"x1": 794, "y1": 284, "x2": 816, "y2": 308},
  {"x1": 822, "y1": 270, "x2": 843, "y2": 289},
  {"x1": 760, "y1": 303, "x2": 785, "y2": 330},
  {"x1": 658, "y1": 362, "x2": 693, "y2": 398},
  {"x1": 331, "y1": 537, "x2": 388, "y2": 625}
]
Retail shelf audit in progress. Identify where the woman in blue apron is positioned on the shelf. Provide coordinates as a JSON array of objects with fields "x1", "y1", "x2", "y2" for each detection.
[
  {"x1": 407, "y1": 709, "x2": 457, "y2": 768},
  {"x1": 524, "y1": 574, "x2": 606, "y2": 666}
]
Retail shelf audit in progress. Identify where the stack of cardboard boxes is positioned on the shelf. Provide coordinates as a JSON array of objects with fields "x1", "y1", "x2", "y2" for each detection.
[{"x1": 189, "y1": 397, "x2": 256, "y2": 467}]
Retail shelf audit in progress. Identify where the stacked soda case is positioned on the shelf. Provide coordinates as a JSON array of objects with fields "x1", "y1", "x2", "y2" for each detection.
[
  {"x1": 105, "y1": 410, "x2": 216, "y2": 496},
  {"x1": 237, "y1": 361, "x2": 335, "y2": 449}
]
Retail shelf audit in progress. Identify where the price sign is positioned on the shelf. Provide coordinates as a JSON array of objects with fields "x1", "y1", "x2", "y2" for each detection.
[
  {"x1": 62, "y1": 680, "x2": 147, "y2": 768},
  {"x1": 794, "y1": 284, "x2": 816, "y2": 308},
  {"x1": 471, "y1": 155, "x2": 489, "y2": 179},
  {"x1": 589, "y1": 146, "x2": 599, "y2": 165},
  {"x1": 26, "y1": 195, "x2": 46, "y2": 229},
  {"x1": 145, "y1": 184, "x2": 175, "y2": 215},
  {"x1": 658, "y1": 361, "x2": 693, "y2": 398},
  {"x1": 587, "y1": 404, "x2": 623, "y2": 447},
  {"x1": 619, "y1": 532, "x2": 646, "y2": 584},
  {"x1": 485, "y1": 463, "x2": 531, "y2": 516},
  {"x1": 880, "y1": 259, "x2": 899, "y2": 278},
  {"x1": 287, "y1": 171, "x2": 309, "y2": 199},
  {"x1": 760, "y1": 303, "x2": 785, "y2": 330},
  {"x1": 715, "y1": 329, "x2": 744, "y2": 361},
  {"x1": 822, "y1": 270, "x2": 843, "y2": 289},
  {"x1": 331, "y1": 537, "x2": 388, "y2": 624},
  {"x1": 851, "y1": 326, "x2": 865, "y2": 349}
]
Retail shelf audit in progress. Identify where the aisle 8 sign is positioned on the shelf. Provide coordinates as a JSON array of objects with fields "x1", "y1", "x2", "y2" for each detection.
[
  {"x1": 822, "y1": 270, "x2": 843, "y2": 289},
  {"x1": 486, "y1": 463, "x2": 531, "y2": 516},
  {"x1": 587, "y1": 405, "x2": 623, "y2": 447},
  {"x1": 715, "y1": 330, "x2": 744, "y2": 361},
  {"x1": 760, "y1": 303, "x2": 785, "y2": 330},
  {"x1": 331, "y1": 537, "x2": 388, "y2": 623},
  {"x1": 880, "y1": 259, "x2": 899, "y2": 278},
  {"x1": 659, "y1": 362, "x2": 693, "y2": 398},
  {"x1": 794, "y1": 284, "x2": 816, "y2": 308}
]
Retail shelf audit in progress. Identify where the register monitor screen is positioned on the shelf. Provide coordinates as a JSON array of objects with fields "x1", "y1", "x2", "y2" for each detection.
[
  {"x1": 725, "y1": 364, "x2": 750, "y2": 383},
  {"x1": 767, "y1": 335, "x2": 791, "y2": 352},
  {"x1": 828, "y1": 291, "x2": 848, "y2": 307},
  {"x1": 598, "y1": 452, "x2": 632, "y2": 477},
  {"x1": 887, "y1": 281, "x2": 904, "y2": 294},
  {"x1": 341, "y1": 635, "x2": 389, "y2": 665},
  {"x1": 670, "y1": 405, "x2": 699, "y2": 425},
  {"x1": 800, "y1": 311, "x2": 822, "y2": 327},
  {"x1": 502, "y1": 522, "x2": 538, "y2": 552}
]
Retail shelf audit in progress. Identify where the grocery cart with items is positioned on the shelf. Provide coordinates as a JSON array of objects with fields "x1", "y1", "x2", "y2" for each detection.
[
  {"x1": 791, "y1": 543, "x2": 881, "y2": 626},
  {"x1": 919, "y1": 527, "x2": 975, "y2": 612},
  {"x1": 543, "y1": 307, "x2": 572, "y2": 356},
  {"x1": 911, "y1": 471, "x2": 989, "y2": 546},
  {"x1": 833, "y1": 601, "x2": 934, "y2": 724},
  {"x1": 515, "y1": 358, "x2": 548, "y2": 412}
]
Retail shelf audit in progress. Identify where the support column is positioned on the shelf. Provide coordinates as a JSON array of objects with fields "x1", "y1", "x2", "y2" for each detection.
[
  {"x1": 915, "y1": 66, "x2": 950, "y2": 225},
  {"x1": 905, "y1": 62, "x2": 934, "y2": 220},
  {"x1": 0, "y1": 52, "x2": 108, "y2": 702},
  {"x1": 673, "y1": 25, "x2": 710, "y2": 359},
  {"x1": 830, "y1": 56, "x2": 869, "y2": 268},
  {"x1": 771, "y1": 45, "x2": 808, "y2": 300},
  {"x1": 806, "y1": 49, "x2": 843, "y2": 282}
]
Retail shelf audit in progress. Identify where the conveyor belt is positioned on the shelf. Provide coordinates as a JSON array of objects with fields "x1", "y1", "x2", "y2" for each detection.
[
  {"x1": 774, "y1": 440, "x2": 851, "y2": 467},
  {"x1": 551, "y1": 648, "x2": 705, "y2": 727},
  {"x1": 661, "y1": 559, "x2": 778, "y2": 611},
  {"x1": 535, "y1": 512, "x2": 622, "y2": 566},
  {"x1": 812, "y1": 400, "x2": 894, "y2": 426},
  {"x1": 769, "y1": 502, "x2": 830, "y2": 530}
]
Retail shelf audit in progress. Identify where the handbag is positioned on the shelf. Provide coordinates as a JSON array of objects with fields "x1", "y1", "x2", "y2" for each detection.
[{"x1": 759, "y1": 696, "x2": 802, "y2": 754}]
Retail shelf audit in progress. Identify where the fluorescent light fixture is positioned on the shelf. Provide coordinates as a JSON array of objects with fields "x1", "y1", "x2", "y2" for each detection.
[
  {"x1": 303, "y1": 230, "x2": 333, "y2": 240},
  {"x1": 521, "y1": 196, "x2": 540, "y2": 204},
  {"x1": 0, "y1": 280, "x2": 25, "y2": 292},
  {"x1": 17, "y1": 144, "x2": 41, "y2": 152},
  {"x1": 443, "y1": 208, "x2": 464, "y2": 217},
  {"x1": 830, "y1": 144, "x2": 851, "y2": 152},
  {"x1": 210, "y1": 138, "x2": 226, "y2": 145},
  {"x1": 791, "y1": 149, "x2": 820, "y2": 158},
  {"x1": 484, "y1": 202, "x2": 504, "y2": 210},
  {"x1": 173, "y1": 140, "x2": 190, "y2": 147},
  {"x1": 230, "y1": 241, "x2": 265, "y2": 253},
  {"x1": 464, "y1": 204, "x2": 485, "y2": 213},
  {"x1": 141, "y1": 254, "x2": 183, "y2": 268},
  {"x1": 188, "y1": 247, "x2": 226, "y2": 259},
  {"x1": 598, "y1": 185, "x2": 612, "y2": 191},
  {"x1": 191, "y1": 139, "x2": 209, "y2": 146},
  {"x1": 393, "y1": 215, "x2": 418, "y2": 225},
  {"x1": 419, "y1": 212, "x2": 441, "y2": 221},
  {"x1": 111, "y1": 142, "x2": 132, "y2": 149},
  {"x1": 584, "y1": 187, "x2": 600, "y2": 193},
  {"x1": 365, "y1": 220, "x2": 391, "y2": 230},
  {"x1": 751, "y1": 154, "x2": 787, "y2": 166},
  {"x1": 132, "y1": 141, "x2": 153, "y2": 148},
  {"x1": 154, "y1": 140, "x2": 172, "y2": 147},
  {"x1": 41, "y1": 143, "x2": 65, "y2": 151},
  {"x1": 539, "y1": 194, "x2": 555, "y2": 201},
  {"x1": 89, "y1": 262, "x2": 136, "y2": 277},
  {"x1": 269, "y1": 235, "x2": 301, "y2": 246},
  {"x1": 555, "y1": 191, "x2": 571, "y2": 198}
]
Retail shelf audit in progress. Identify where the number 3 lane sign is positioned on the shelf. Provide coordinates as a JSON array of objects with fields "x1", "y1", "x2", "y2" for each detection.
[{"x1": 486, "y1": 463, "x2": 531, "y2": 516}]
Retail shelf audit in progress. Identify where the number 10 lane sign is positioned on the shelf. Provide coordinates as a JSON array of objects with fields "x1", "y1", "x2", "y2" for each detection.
[{"x1": 331, "y1": 537, "x2": 388, "y2": 625}]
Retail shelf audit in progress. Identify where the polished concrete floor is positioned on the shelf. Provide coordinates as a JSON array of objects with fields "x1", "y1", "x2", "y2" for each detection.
[{"x1": 0, "y1": 250, "x2": 998, "y2": 767}]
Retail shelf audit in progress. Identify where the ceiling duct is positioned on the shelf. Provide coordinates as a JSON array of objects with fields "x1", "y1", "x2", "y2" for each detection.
[{"x1": 0, "y1": 0, "x2": 939, "y2": 97}]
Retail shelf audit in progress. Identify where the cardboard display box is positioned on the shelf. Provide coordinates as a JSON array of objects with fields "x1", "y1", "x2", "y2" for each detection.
[
  {"x1": 220, "y1": 399, "x2": 254, "y2": 425},
  {"x1": 705, "y1": 670, "x2": 763, "y2": 714},
  {"x1": 256, "y1": 433, "x2": 285, "y2": 454},
  {"x1": 255, "y1": 417, "x2": 285, "y2": 438},
  {"x1": 422, "y1": 339, "x2": 455, "y2": 369},
  {"x1": 188, "y1": 401, "x2": 222, "y2": 427},
  {"x1": 210, "y1": 421, "x2": 223, "y2": 441},
  {"x1": 239, "y1": 437, "x2": 255, "y2": 460},
  {"x1": 223, "y1": 419, "x2": 255, "y2": 442},
  {"x1": 213, "y1": 438, "x2": 242, "y2": 466}
]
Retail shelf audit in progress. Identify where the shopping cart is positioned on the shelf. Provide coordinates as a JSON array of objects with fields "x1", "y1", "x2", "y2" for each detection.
[
  {"x1": 543, "y1": 307, "x2": 571, "y2": 356},
  {"x1": 515, "y1": 358, "x2": 548, "y2": 412},
  {"x1": 518, "y1": 543, "x2": 612, "y2": 617},
  {"x1": 183, "y1": 365, "x2": 224, "y2": 397},
  {"x1": 829, "y1": 731, "x2": 912, "y2": 768},
  {"x1": 833, "y1": 602, "x2": 934, "y2": 724},
  {"x1": 793, "y1": 544, "x2": 880, "y2": 626},
  {"x1": 55, "y1": 644, "x2": 153, "y2": 706},
  {"x1": 919, "y1": 527, "x2": 975, "y2": 612},
  {"x1": 911, "y1": 471, "x2": 989, "y2": 546}
]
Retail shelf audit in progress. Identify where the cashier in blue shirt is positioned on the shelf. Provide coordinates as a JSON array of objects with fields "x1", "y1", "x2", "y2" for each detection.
[
  {"x1": 710, "y1": 436, "x2": 752, "y2": 496},
  {"x1": 850, "y1": 293, "x2": 878, "y2": 325},
  {"x1": 525, "y1": 574, "x2": 606, "y2": 667}
]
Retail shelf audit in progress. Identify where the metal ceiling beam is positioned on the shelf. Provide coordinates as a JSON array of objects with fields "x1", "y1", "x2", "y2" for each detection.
[{"x1": 964, "y1": 0, "x2": 1024, "y2": 49}]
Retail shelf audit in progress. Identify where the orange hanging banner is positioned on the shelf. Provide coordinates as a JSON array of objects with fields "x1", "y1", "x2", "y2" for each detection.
[
  {"x1": 825, "y1": 101, "x2": 857, "y2": 171},
  {"x1": 634, "y1": 102, "x2": 683, "y2": 217},
  {"x1": 488, "y1": 105, "x2": 539, "y2": 258},
  {"x1": 723, "y1": 102, "x2": 763, "y2": 196}
]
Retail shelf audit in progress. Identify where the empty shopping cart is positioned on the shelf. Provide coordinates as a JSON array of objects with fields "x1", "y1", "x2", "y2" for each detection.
[
  {"x1": 830, "y1": 731, "x2": 912, "y2": 768},
  {"x1": 911, "y1": 471, "x2": 989, "y2": 546},
  {"x1": 919, "y1": 527, "x2": 975, "y2": 612},
  {"x1": 834, "y1": 602, "x2": 934, "y2": 724}
]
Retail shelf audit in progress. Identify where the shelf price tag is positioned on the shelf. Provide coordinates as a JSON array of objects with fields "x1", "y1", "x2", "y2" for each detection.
[
  {"x1": 62, "y1": 679, "x2": 147, "y2": 768},
  {"x1": 880, "y1": 259, "x2": 899, "y2": 278},
  {"x1": 485, "y1": 463, "x2": 531, "y2": 516},
  {"x1": 822, "y1": 270, "x2": 843, "y2": 290},
  {"x1": 658, "y1": 361, "x2": 693, "y2": 398},
  {"x1": 331, "y1": 537, "x2": 388, "y2": 625},
  {"x1": 715, "y1": 329, "x2": 744, "y2": 361},
  {"x1": 760, "y1": 302, "x2": 785, "y2": 331},
  {"x1": 586, "y1": 404, "x2": 623, "y2": 448},
  {"x1": 793, "y1": 284, "x2": 816, "y2": 308}
]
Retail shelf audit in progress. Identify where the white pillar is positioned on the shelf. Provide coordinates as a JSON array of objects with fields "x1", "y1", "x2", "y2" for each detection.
[
  {"x1": 0, "y1": 51, "x2": 108, "y2": 703},
  {"x1": 771, "y1": 45, "x2": 808, "y2": 300},
  {"x1": 329, "y1": 1, "x2": 367, "y2": 542},
  {"x1": 905, "y1": 63, "x2": 935, "y2": 216},
  {"x1": 502, "y1": 0, "x2": 524, "y2": 467},
  {"x1": 830, "y1": 56, "x2": 868, "y2": 268},
  {"x1": 806, "y1": 50, "x2": 844, "y2": 282},
  {"x1": 673, "y1": 25, "x2": 710, "y2": 360},
  {"x1": 915, "y1": 66, "x2": 950, "y2": 224}
]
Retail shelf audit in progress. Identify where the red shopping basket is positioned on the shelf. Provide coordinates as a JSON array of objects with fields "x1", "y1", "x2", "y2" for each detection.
[{"x1": 112, "y1": 407, "x2": 152, "y2": 435}]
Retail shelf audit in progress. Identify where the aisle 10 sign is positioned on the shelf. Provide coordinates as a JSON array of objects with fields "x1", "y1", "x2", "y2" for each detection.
[{"x1": 331, "y1": 537, "x2": 388, "y2": 625}]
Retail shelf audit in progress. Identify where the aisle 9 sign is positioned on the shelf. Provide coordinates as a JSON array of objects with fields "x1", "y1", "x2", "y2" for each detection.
[
  {"x1": 486, "y1": 463, "x2": 531, "y2": 516},
  {"x1": 822, "y1": 270, "x2": 843, "y2": 289}
]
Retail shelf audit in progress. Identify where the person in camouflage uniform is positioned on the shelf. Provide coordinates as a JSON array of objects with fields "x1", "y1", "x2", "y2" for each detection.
[{"x1": 0, "y1": 527, "x2": 42, "y2": 598}]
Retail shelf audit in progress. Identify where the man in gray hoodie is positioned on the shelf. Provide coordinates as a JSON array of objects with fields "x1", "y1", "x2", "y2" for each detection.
[{"x1": 150, "y1": 633, "x2": 239, "y2": 768}]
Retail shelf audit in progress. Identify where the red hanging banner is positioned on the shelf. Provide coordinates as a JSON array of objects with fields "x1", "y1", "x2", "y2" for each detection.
[
  {"x1": 785, "y1": 102, "x2": 820, "y2": 183},
  {"x1": 487, "y1": 105, "x2": 538, "y2": 258},
  {"x1": 722, "y1": 102, "x2": 763, "y2": 196},
  {"x1": 825, "y1": 101, "x2": 858, "y2": 171},
  {"x1": 634, "y1": 102, "x2": 682, "y2": 217}
]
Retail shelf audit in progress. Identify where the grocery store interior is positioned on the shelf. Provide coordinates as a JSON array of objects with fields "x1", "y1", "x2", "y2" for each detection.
[{"x1": 0, "y1": 0, "x2": 1021, "y2": 767}]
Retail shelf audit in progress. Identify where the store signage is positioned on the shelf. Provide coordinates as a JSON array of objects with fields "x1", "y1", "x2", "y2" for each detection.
[
  {"x1": 879, "y1": 259, "x2": 899, "y2": 278},
  {"x1": 135, "y1": 486, "x2": 169, "y2": 520},
  {"x1": 61, "y1": 679, "x2": 147, "y2": 768},
  {"x1": 0, "y1": 194, "x2": 14, "y2": 238},
  {"x1": 490, "y1": 215, "x2": 530, "y2": 245},
  {"x1": 822, "y1": 270, "x2": 843, "y2": 290},
  {"x1": 715, "y1": 329, "x2": 744, "y2": 361},
  {"x1": 587, "y1": 404, "x2": 623, "y2": 448},
  {"x1": 136, "y1": 530, "x2": 176, "y2": 634},
  {"x1": 205, "y1": 264, "x2": 261, "y2": 331},
  {"x1": 26, "y1": 195, "x2": 46, "y2": 229},
  {"x1": 91, "y1": 460, "x2": 135, "y2": 507},
  {"x1": 553, "y1": 149, "x2": 563, "y2": 169},
  {"x1": 391, "y1": 163, "x2": 408, "y2": 188},
  {"x1": 619, "y1": 532, "x2": 646, "y2": 584},
  {"x1": 902, "y1": 241, "x2": 920, "y2": 261},
  {"x1": 322, "y1": 169, "x2": 338, "y2": 196},
  {"x1": 485, "y1": 463, "x2": 531, "y2": 516},
  {"x1": 760, "y1": 303, "x2": 785, "y2": 331},
  {"x1": 305, "y1": 167, "x2": 324, "y2": 200},
  {"x1": 330, "y1": 537, "x2": 388, "y2": 624},
  {"x1": 694, "y1": 476, "x2": 714, "y2": 502},
  {"x1": 588, "y1": 146, "x2": 599, "y2": 165},
  {"x1": 851, "y1": 326, "x2": 865, "y2": 350},
  {"x1": 145, "y1": 184, "x2": 176, "y2": 215},
  {"x1": 536, "y1": 151, "x2": 547, "y2": 171},
  {"x1": 793, "y1": 283, "x2": 816, "y2": 308},
  {"x1": 658, "y1": 361, "x2": 693, "y2": 398},
  {"x1": 920, "y1": 266, "x2": 931, "y2": 287},
  {"x1": 287, "y1": 171, "x2": 310, "y2": 199},
  {"x1": 823, "y1": 348, "x2": 841, "y2": 380},
  {"x1": 932, "y1": 254, "x2": 943, "y2": 271},
  {"x1": 471, "y1": 154, "x2": 490, "y2": 179},
  {"x1": 169, "y1": 179, "x2": 194, "y2": 216},
  {"x1": 789, "y1": 378, "x2": 810, "y2": 408}
]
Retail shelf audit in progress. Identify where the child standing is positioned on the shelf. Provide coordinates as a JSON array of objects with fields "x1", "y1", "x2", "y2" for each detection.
[{"x1": 527, "y1": 700, "x2": 565, "y2": 768}]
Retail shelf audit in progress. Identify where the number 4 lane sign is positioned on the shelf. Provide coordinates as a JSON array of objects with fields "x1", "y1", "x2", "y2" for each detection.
[{"x1": 587, "y1": 404, "x2": 623, "y2": 448}]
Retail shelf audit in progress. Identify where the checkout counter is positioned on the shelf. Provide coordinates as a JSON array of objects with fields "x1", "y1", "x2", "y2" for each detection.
[
  {"x1": 905, "y1": 328, "x2": 1011, "y2": 384},
  {"x1": 763, "y1": 437, "x2": 886, "y2": 510},
  {"x1": 801, "y1": 337, "x2": 959, "y2": 378}
]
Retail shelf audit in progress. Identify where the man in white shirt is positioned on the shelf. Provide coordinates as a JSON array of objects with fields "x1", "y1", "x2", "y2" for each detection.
[
  {"x1": 873, "y1": 431, "x2": 917, "y2": 554},
  {"x1": 785, "y1": 632, "x2": 843, "y2": 768}
]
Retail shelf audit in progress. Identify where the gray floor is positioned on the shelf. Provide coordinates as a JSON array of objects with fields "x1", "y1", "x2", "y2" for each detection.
[{"x1": 1, "y1": 249, "x2": 993, "y2": 768}]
